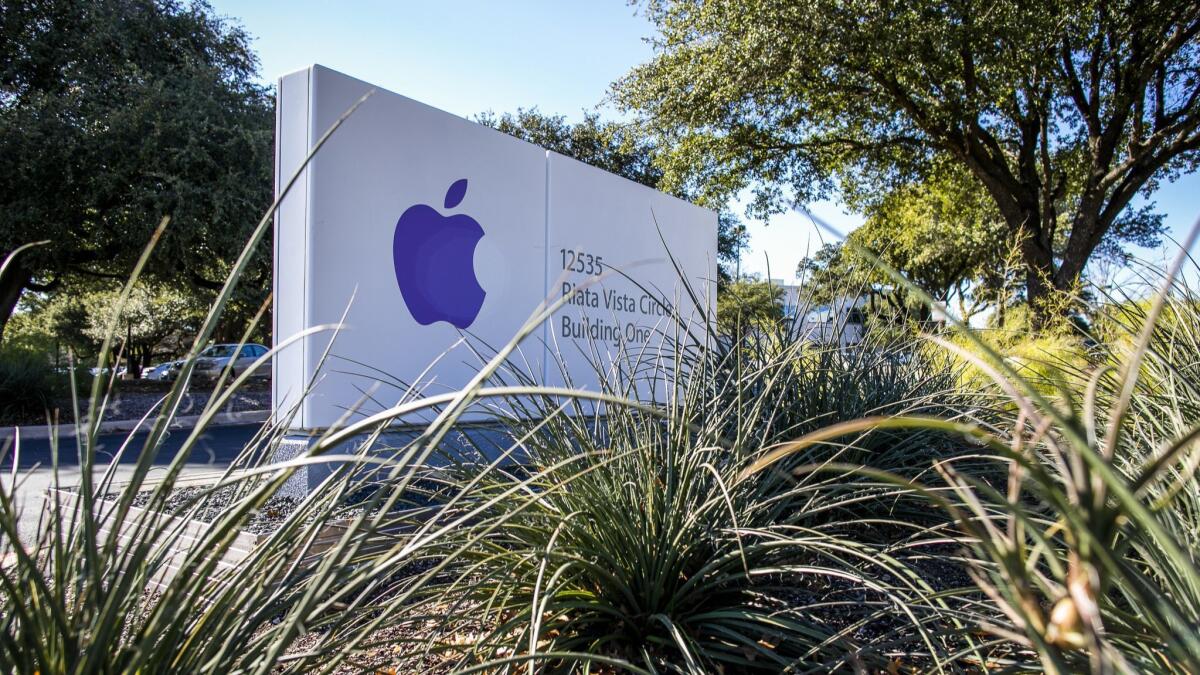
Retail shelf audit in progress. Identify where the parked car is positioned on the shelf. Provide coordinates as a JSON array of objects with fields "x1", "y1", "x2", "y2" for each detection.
[
  {"x1": 190, "y1": 343, "x2": 270, "y2": 381},
  {"x1": 143, "y1": 362, "x2": 178, "y2": 381}
]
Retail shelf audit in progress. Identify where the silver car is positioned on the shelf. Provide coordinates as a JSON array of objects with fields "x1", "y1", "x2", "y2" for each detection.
[
  {"x1": 143, "y1": 362, "x2": 177, "y2": 380},
  {"x1": 191, "y1": 343, "x2": 270, "y2": 381}
]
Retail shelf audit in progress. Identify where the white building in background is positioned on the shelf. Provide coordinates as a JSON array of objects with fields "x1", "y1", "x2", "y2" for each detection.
[
  {"x1": 793, "y1": 296, "x2": 868, "y2": 345},
  {"x1": 773, "y1": 279, "x2": 871, "y2": 346},
  {"x1": 773, "y1": 278, "x2": 950, "y2": 345}
]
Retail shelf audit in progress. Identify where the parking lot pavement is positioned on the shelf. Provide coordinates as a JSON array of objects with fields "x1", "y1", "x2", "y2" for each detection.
[{"x1": 3, "y1": 423, "x2": 261, "y2": 546}]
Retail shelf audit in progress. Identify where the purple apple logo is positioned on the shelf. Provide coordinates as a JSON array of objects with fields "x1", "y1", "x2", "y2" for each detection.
[{"x1": 392, "y1": 178, "x2": 486, "y2": 329}]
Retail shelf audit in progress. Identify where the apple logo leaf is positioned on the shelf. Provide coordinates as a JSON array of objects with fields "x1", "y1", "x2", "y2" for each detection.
[{"x1": 444, "y1": 178, "x2": 468, "y2": 209}]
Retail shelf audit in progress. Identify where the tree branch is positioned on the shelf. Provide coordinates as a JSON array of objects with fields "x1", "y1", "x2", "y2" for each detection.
[
  {"x1": 26, "y1": 277, "x2": 61, "y2": 293},
  {"x1": 1060, "y1": 34, "x2": 1100, "y2": 137},
  {"x1": 189, "y1": 270, "x2": 226, "y2": 291},
  {"x1": 70, "y1": 266, "x2": 129, "y2": 280}
]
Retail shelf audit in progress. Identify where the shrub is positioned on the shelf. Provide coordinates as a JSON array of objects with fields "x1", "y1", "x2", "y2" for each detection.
[
  {"x1": 713, "y1": 318, "x2": 976, "y2": 471},
  {"x1": 403, "y1": 316, "x2": 985, "y2": 672},
  {"x1": 940, "y1": 323, "x2": 1091, "y2": 401},
  {"x1": 716, "y1": 277, "x2": 785, "y2": 333},
  {"x1": 0, "y1": 346, "x2": 65, "y2": 424},
  {"x1": 749, "y1": 252, "x2": 1200, "y2": 672}
]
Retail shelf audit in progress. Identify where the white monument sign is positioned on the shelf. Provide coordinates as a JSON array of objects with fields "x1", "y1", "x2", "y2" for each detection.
[{"x1": 274, "y1": 65, "x2": 715, "y2": 431}]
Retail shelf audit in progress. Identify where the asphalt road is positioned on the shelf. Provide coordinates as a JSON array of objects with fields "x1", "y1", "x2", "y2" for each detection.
[
  {"x1": 2, "y1": 422, "x2": 517, "y2": 547},
  {"x1": 3, "y1": 423, "x2": 262, "y2": 546},
  {"x1": 4, "y1": 422, "x2": 260, "y2": 469}
]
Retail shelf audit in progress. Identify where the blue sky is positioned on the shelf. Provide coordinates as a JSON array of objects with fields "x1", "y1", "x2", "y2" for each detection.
[{"x1": 211, "y1": 0, "x2": 1199, "y2": 282}]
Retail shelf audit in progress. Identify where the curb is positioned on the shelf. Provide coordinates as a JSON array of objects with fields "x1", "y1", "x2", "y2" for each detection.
[{"x1": 0, "y1": 410, "x2": 270, "y2": 441}]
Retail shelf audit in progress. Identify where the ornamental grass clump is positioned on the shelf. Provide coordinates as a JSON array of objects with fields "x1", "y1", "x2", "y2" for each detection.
[
  {"x1": 402, "y1": 309, "x2": 988, "y2": 673},
  {"x1": 748, "y1": 227, "x2": 1200, "y2": 673},
  {"x1": 710, "y1": 304, "x2": 977, "y2": 470}
]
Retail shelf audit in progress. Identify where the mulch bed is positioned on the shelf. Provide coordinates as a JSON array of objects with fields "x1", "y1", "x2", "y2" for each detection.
[{"x1": 106, "y1": 478, "x2": 992, "y2": 672}]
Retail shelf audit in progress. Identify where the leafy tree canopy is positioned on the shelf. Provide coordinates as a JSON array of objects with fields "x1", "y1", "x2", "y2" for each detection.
[
  {"x1": 716, "y1": 277, "x2": 784, "y2": 332},
  {"x1": 0, "y1": 0, "x2": 273, "y2": 340},
  {"x1": 9, "y1": 280, "x2": 203, "y2": 376},
  {"x1": 616, "y1": 0, "x2": 1200, "y2": 323},
  {"x1": 80, "y1": 282, "x2": 204, "y2": 375},
  {"x1": 800, "y1": 162, "x2": 1013, "y2": 321}
]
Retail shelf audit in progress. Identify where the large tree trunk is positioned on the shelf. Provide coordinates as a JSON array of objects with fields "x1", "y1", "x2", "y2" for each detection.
[
  {"x1": 958, "y1": 145, "x2": 1068, "y2": 331},
  {"x1": 0, "y1": 265, "x2": 30, "y2": 344},
  {"x1": 975, "y1": 216, "x2": 1061, "y2": 330},
  {"x1": 1018, "y1": 224, "x2": 1060, "y2": 331},
  {"x1": 973, "y1": 178, "x2": 1057, "y2": 329},
  {"x1": 1054, "y1": 208, "x2": 1107, "y2": 298},
  {"x1": 1025, "y1": 204, "x2": 1107, "y2": 329},
  {"x1": 1024, "y1": 266, "x2": 1054, "y2": 329},
  {"x1": 128, "y1": 348, "x2": 141, "y2": 379}
]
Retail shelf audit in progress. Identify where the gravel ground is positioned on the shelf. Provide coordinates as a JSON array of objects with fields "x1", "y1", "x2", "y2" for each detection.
[
  {"x1": 103, "y1": 483, "x2": 988, "y2": 671},
  {"x1": 108, "y1": 480, "x2": 432, "y2": 535},
  {"x1": 116, "y1": 485, "x2": 302, "y2": 534},
  {"x1": 287, "y1": 623, "x2": 458, "y2": 674}
]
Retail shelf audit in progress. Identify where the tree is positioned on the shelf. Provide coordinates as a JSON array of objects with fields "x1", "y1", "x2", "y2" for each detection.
[
  {"x1": 0, "y1": 0, "x2": 274, "y2": 341},
  {"x1": 796, "y1": 243, "x2": 873, "y2": 306},
  {"x1": 9, "y1": 280, "x2": 202, "y2": 376},
  {"x1": 795, "y1": 242, "x2": 922, "y2": 324},
  {"x1": 616, "y1": 0, "x2": 1200, "y2": 325},
  {"x1": 479, "y1": 109, "x2": 749, "y2": 278},
  {"x1": 846, "y1": 163, "x2": 1011, "y2": 321},
  {"x1": 716, "y1": 278, "x2": 784, "y2": 332},
  {"x1": 79, "y1": 283, "x2": 203, "y2": 377}
]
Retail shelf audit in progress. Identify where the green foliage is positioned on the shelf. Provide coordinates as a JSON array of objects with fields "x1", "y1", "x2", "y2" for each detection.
[
  {"x1": 479, "y1": 108, "x2": 663, "y2": 189},
  {"x1": 725, "y1": 327, "x2": 968, "y2": 459},
  {"x1": 797, "y1": 247, "x2": 944, "y2": 330},
  {"x1": 2, "y1": 305, "x2": 59, "y2": 356},
  {"x1": 78, "y1": 282, "x2": 204, "y2": 375},
  {"x1": 716, "y1": 277, "x2": 783, "y2": 331},
  {"x1": 0, "y1": 345, "x2": 64, "y2": 424},
  {"x1": 616, "y1": 0, "x2": 1197, "y2": 318},
  {"x1": 796, "y1": 243, "x2": 869, "y2": 306},
  {"x1": 851, "y1": 163, "x2": 1013, "y2": 319},
  {"x1": 78, "y1": 284, "x2": 195, "y2": 348},
  {"x1": 937, "y1": 299, "x2": 1094, "y2": 396},
  {"x1": 23, "y1": 288, "x2": 97, "y2": 362},
  {"x1": 942, "y1": 325, "x2": 1090, "y2": 400},
  {"x1": 0, "y1": 0, "x2": 273, "y2": 338},
  {"x1": 5, "y1": 280, "x2": 204, "y2": 374}
]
